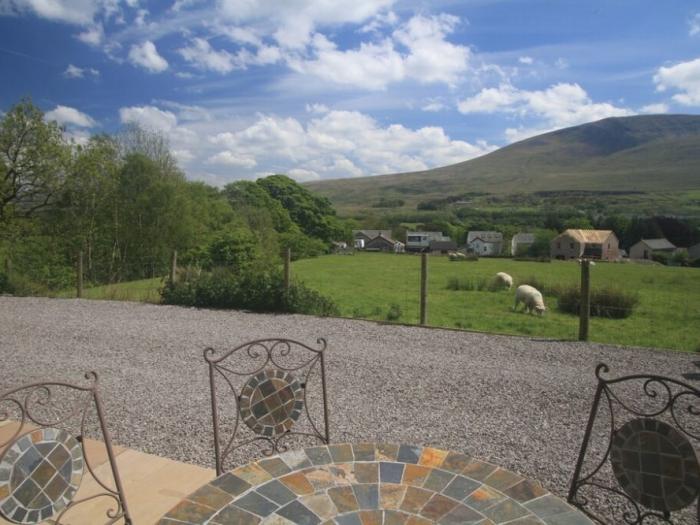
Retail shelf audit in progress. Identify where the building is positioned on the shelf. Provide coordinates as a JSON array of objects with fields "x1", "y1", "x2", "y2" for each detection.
[
  {"x1": 353, "y1": 230, "x2": 391, "y2": 249},
  {"x1": 365, "y1": 234, "x2": 403, "y2": 253},
  {"x1": 429, "y1": 240, "x2": 458, "y2": 254},
  {"x1": 629, "y1": 238, "x2": 677, "y2": 260},
  {"x1": 550, "y1": 229, "x2": 620, "y2": 261},
  {"x1": 405, "y1": 231, "x2": 450, "y2": 252},
  {"x1": 511, "y1": 233, "x2": 535, "y2": 256},
  {"x1": 467, "y1": 231, "x2": 503, "y2": 256},
  {"x1": 689, "y1": 243, "x2": 700, "y2": 262}
]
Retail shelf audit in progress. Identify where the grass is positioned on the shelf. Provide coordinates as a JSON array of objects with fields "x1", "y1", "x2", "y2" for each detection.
[
  {"x1": 292, "y1": 253, "x2": 700, "y2": 352},
  {"x1": 56, "y1": 277, "x2": 164, "y2": 303}
]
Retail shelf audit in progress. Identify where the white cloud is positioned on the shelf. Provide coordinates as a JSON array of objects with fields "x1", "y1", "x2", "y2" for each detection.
[
  {"x1": 76, "y1": 23, "x2": 104, "y2": 46},
  {"x1": 421, "y1": 101, "x2": 446, "y2": 112},
  {"x1": 178, "y1": 38, "x2": 235, "y2": 73},
  {"x1": 458, "y1": 82, "x2": 632, "y2": 140},
  {"x1": 63, "y1": 64, "x2": 99, "y2": 78},
  {"x1": 128, "y1": 41, "x2": 169, "y2": 73},
  {"x1": 289, "y1": 14, "x2": 470, "y2": 90},
  {"x1": 7, "y1": 0, "x2": 100, "y2": 24},
  {"x1": 45, "y1": 105, "x2": 96, "y2": 128},
  {"x1": 204, "y1": 109, "x2": 495, "y2": 179},
  {"x1": 690, "y1": 13, "x2": 700, "y2": 36},
  {"x1": 206, "y1": 151, "x2": 257, "y2": 168},
  {"x1": 217, "y1": 0, "x2": 395, "y2": 49},
  {"x1": 518, "y1": 56, "x2": 533, "y2": 65},
  {"x1": 654, "y1": 57, "x2": 700, "y2": 106},
  {"x1": 287, "y1": 168, "x2": 321, "y2": 182},
  {"x1": 305, "y1": 103, "x2": 329, "y2": 114},
  {"x1": 119, "y1": 105, "x2": 177, "y2": 131},
  {"x1": 639, "y1": 102, "x2": 669, "y2": 114}
]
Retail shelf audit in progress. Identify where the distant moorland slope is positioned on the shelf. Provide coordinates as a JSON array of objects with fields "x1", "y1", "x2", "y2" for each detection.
[{"x1": 305, "y1": 115, "x2": 700, "y2": 213}]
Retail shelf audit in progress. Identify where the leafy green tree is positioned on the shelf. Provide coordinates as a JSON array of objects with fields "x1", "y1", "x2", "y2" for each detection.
[{"x1": 0, "y1": 99, "x2": 70, "y2": 222}]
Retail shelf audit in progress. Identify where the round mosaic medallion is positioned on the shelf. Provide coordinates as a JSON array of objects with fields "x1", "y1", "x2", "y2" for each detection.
[
  {"x1": 610, "y1": 418, "x2": 700, "y2": 512},
  {"x1": 239, "y1": 369, "x2": 304, "y2": 437},
  {"x1": 0, "y1": 428, "x2": 83, "y2": 524}
]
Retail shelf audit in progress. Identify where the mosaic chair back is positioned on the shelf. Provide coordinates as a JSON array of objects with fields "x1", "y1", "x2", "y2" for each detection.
[
  {"x1": 204, "y1": 337, "x2": 330, "y2": 476},
  {"x1": 567, "y1": 363, "x2": 699, "y2": 524},
  {"x1": 0, "y1": 373, "x2": 131, "y2": 525}
]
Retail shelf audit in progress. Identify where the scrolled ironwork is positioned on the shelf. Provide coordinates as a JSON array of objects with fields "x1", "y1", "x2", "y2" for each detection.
[
  {"x1": 206, "y1": 337, "x2": 331, "y2": 475},
  {"x1": 0, "y1": 374, "x2": 132, "y2": 524},
  {"x1": 568, "y1": 363, "x2": 699, "y2": 524}
]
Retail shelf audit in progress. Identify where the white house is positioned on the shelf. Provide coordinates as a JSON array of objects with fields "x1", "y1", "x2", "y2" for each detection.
[
  {"x1": 629, "y1": 238, "x2": 676, "y2": 260},
  {"x1": 467, "y1": 231, "x2": 503, "y2": 256},
  {"x1": 511, "y1": 233, "x2": 535, "y2": 256},
  {"x1": 406, "y1": 231, "x2": 450, "y2": 252}
]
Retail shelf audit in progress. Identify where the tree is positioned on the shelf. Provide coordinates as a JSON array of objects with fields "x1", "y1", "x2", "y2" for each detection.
[
  {"x1": 115, "y1": 123, "x2": 180, "y2": 178},
  {"x1": 0, "y1": 99, "x2": 70, "y2": 222}
]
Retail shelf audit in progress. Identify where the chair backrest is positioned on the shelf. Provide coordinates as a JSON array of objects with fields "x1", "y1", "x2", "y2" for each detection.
[
  {"x1": 568, "y1": 363, "x2": 699, "y2": 524},
  {"x1": 205, "y1": 337, "x2": 330, "y2": 476},
  {"x1": 0, "y1": 372, "x2": 131, "y2": 524}
]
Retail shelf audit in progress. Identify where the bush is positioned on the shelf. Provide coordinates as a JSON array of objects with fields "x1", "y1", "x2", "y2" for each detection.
[
  {"x1": 0, "y1": 271, "x2": 11, "y2": 293},
  {"x1": 651, "y1": 252, "x2": 670, "y2": 265},
  {"x1": 385, "y1": 303, "x2": 402, "y2": 321},
  {"x1": 161, "y1": 266, "x2": 339, "y2": 316},
  {"x1": 557, "y1": 285, "x2": 639, "y2": 319}
]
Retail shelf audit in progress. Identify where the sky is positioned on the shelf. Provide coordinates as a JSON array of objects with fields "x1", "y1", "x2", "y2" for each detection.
[{"x1": 1, "y1": 0, "x2": 699, "y2": 186}]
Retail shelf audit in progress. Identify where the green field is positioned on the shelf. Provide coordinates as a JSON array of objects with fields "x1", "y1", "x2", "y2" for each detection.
[
  {"x1": 292, "y1": 253, "x2": 700, "y2": 352},
  {"x1": 57, "y1": 278, "x2": 164, "y2": 303}
]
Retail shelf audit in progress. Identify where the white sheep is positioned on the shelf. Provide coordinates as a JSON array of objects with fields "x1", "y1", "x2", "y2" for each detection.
[
  {"x1": 495, "y1": 272, "x2": 513, "y2": 289},
  {"x1": 513, "y1": 284, "x2": 546, "y2": 315}
]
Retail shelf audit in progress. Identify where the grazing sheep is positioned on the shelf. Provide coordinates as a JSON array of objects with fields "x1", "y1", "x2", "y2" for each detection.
[
  {"x1": 449, "y1": 251, "x2": 467, "y2": 261},
  {"x1": 513, "y1": 284, "x2": 546, "y2": 315},
  {"x1": 495, "y1": 272, "x2": 513, "y2": 289}
]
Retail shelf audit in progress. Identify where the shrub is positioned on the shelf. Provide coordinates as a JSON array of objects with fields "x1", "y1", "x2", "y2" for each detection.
[
  {"x1": 651, "y1": 252, "x2": 670, "y2": 265},
  {"x1": 0, "y1": 271, "x2": 10, "y2": 293},
  {"x1": 557, "y1": 285, "x2": 639, "y2": 319},
  {"x1": 161, "y1": 266, "x2": 339, "y2": 316},
  {"x1": 385, "y1": 303, "x2": 402, "y2": 321}
]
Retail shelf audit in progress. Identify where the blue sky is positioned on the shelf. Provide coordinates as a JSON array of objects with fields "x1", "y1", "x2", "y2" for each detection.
[{"x1": 1, "y1": 0, "x2": 699, "y2": 185}]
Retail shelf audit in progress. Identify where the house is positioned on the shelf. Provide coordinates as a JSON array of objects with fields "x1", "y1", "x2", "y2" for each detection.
[
  {"x1": 405, "y1": 231, "x2": 450, "y2": 252},
  {"x1": 689, "y1": 243, "x2": 700, "y2": 262},
  {"x1": 467, "y1": 231, "x2": 503, "y2": 256},
  {"x1": 365, "y1": 234, "x2": 403, "y2": 253},
  {"x1": 629, "y1": 238, "x2": 677, "y2": 260},
  {"x1": 353, "y1": 229, "x2": 391, "y2": 249},
  {"x1": 511, "y1": 233, "x2": 535, "y2": 256},
  {"x1": 550, "y1": 229, "x2": 620, "y2": 261},
  {"x1": 429, "y1": 240, "x2": 457, "y2": 254}
]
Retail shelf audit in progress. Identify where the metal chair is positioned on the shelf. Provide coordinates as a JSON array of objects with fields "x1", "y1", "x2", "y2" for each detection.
[
  {"x1": 204, "y1": 338, "x2": 330, "y2": 476},
  {"x1": 568, "y1": 363, "x2": 699, "y2": 524},
  {"x1": 0, "y1": 372, "x2": 131, "y2": 524}
]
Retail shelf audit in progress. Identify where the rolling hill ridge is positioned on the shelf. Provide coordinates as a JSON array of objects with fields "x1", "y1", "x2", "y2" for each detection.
[{"x1": 305, "y1": 115, "x2": 700, "y2": 213}]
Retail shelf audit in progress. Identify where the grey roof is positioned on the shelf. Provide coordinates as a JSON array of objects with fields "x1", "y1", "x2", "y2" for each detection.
[
  {"x1": 512, "y1": 233, "x2": 535, "y2": 244},
  {"x1": 353, "y1": 229, "x2": 391, "y2": 239},
  {"x1": 467, "y1": 231, "x2": 503, "y2": 243},
  {"x1": 640, "y1": 238, "x2": 676, "y2": 250}
]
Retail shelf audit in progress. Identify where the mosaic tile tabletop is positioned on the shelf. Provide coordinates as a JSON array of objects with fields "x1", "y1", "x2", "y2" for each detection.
[
  {"x1": 0, "y1": 428, "x2": 83, "y2": 524},
  {"x1": 159, "y1": 443, "x2": 592, "y2": 524}
]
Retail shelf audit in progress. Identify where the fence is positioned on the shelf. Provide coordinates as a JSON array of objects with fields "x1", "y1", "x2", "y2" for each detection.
[{"x1": 2, "y1": 248, "x2": 698, "y2": 352}]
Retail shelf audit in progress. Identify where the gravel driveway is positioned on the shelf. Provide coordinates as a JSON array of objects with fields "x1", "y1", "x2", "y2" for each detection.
[{"x1": 1, "y1": 297, "x2": 697, "y2": 511}]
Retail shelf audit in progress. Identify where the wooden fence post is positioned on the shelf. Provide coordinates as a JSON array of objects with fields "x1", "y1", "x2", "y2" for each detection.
[
  {"x1": 578, "y1": 259, "x2": 591, "y2": 341},
  {"x1": 170, "y1": 249, "x2": 178, "y2": 284},
  {"x1": 77, "y1": 251, "x2": 84, "y2": 299},
  {"x1": 420, "y1": 253, "x2": 428, "y2": 325},
  {"x1": 283, "y1": 248, "x2": 291, "y2": 293}
]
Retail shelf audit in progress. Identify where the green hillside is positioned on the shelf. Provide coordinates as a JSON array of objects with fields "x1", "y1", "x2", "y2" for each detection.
[{"x1": 306, "y1": 115, "x2": 700, "y2": 214}]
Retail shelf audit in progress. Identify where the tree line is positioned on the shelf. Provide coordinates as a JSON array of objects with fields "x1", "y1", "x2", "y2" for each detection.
[{"x1": 0, "y1": 99, "x2": 350, "y2": 294}]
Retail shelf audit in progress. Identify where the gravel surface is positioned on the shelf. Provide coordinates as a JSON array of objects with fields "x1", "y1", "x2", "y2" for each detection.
[{"x1": 1, "y1": 297, "x2": 697, "y2": 517}]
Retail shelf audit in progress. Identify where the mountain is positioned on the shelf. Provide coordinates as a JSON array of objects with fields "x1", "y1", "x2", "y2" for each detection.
[{"x1": 305, "y1": 115, "x2": 700, "y2": 213}]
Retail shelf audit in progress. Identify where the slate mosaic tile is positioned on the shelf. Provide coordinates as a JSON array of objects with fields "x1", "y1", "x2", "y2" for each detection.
[
  {"x1": 328, "y1": 444, "x2": 354, "y2": 463},
  {"x1": 524, "y1": 495, "x2": 575, "y2": 519},
  {"x1": 280, "y1": 449, "x2": 313, "y2": 470},
  {"x1": 355, "y1": 463, "x2": 379, "y2": 484},
  {"x1": 258, "y1": 479, "x2": 298, "y2": 506},
  {"x1": 156, "y1": 443, "x2": 592, "y2": 525},
  {"x1": 352, "y1": 484, "x2": 379, "y2": 510},
  {"x1": 397, "y1": 445, "x2": 422, "y2": 464},
  {"x1": 484, "y1": 468, "x2": 525, "y2": 492},
  {"x1": 380, "y1": 462, "x2": 404, "y2": 484},
  {"x1": 422, "y1": 469, "x2": 454, "y2": 492},
  {"x1": 276, "y1": 500, "x2": 321, "y2": 525},
  {"x1": 166, "y1": 499, "x2": 221, "y2": 523},
  {"x1": 211, "y1": 472, "x2": 252, "y2": 496}
]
